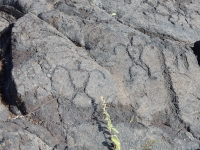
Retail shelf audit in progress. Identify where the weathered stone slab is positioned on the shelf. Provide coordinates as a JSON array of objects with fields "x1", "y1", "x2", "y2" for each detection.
[{"x1": 0, "y1": 0, "x2": 200, "y2": 149}]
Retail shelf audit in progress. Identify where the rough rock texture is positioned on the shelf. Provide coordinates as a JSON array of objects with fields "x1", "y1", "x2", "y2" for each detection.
[{"x1": 0, "y1": 0, "x2": 200, "y2": 149}]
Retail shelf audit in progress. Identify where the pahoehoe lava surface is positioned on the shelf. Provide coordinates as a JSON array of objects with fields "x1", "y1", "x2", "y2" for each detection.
[{"x1": 0, "y1": 0, "x2": 200, "y2": 149}]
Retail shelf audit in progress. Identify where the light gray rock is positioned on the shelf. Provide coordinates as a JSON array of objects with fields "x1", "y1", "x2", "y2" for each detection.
[
  {"x1": 9, "y1": 12, "x2": 118, "y2": 147},
  {"x1": 0, "y1": 103, "x2": 10, "y2": 122},
  {"x1": 0, "y1": 119, "x2": 54, "y2": 150},
  {"x1": 0, "y1": 0, "x2": 200, "y2": 149},
  {"x1": 99, "y1": 0, "x2": 200, "y2": 43}
]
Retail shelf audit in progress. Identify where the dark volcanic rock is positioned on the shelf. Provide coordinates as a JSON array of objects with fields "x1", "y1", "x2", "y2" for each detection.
[
  {"x1": 0, "y1": 119, "x2": 55, "y2": 150},
  {"x1": 0, "y1": 0, "x2": 200, "y2": 150}
]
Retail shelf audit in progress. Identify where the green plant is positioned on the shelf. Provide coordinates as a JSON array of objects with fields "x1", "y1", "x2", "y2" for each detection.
[
  {"x1": 101, "y1": 96, "x2": 121, "y2": 150},
  {"x1": 111, "y1": 13, "x2": 117, "y2": 16},
  {"x1": 101, "y1": 97, "x2": 156, "y2": 150}
]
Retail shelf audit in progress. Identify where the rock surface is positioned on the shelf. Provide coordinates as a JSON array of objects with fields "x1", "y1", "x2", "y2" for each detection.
[{"x1": 0, "y1": 0, "x2": 200, "y2": 149}]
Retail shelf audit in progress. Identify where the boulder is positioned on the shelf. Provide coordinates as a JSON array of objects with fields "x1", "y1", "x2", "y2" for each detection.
[{"x1": 0, "y1": 0, "x2": 200, "y2": 149}]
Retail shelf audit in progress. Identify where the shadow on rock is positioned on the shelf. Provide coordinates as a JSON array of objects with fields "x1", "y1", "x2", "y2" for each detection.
[
  {"x1": 99, "y1": 123, "x2": 113, "y2": 150},
  {"x1": 1, "y1": 24, "x2": 26, "y2": 115},
  {"x1": 91, "y1": 99, "x2": 113, "y2": 150},
  {"x1": 192, "y1": 40, "x2": 200, "y2": 65}
]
